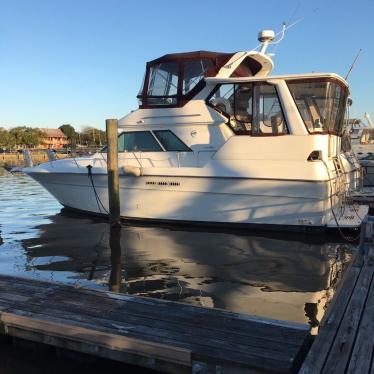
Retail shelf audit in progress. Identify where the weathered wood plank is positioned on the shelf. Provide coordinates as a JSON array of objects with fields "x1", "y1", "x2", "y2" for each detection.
[
  {"x1": 0, "y1": 274, "x2": 308, "y2": 343},
  {"x1": 299, "y1": 260, "x2": 361, "y2": 374},
  {"x1": 4, "y1": 321, "x2": 190, "y2": 374},
  {"x1": 0, "y1": 274, "x2": 310, "y2": 374},
  {"x1": 346, "y1": 266, "x2": 374, "y2": 374},
  {"x1": 53, "y1": 287, "x2": 308, "y2": 344},
  {"x1": 29, "y1": 287, "x2": 307, "y2": 345},
  {"x1": 8, "y1": 296, "x2": 301, "y2": 356},
  {"x1": 1, "y1": 312, "x2": 191, "y2": 366},
  {"x1": 3, "y1": 307, "x2": 297, "y2": 373},
  {"x1": 299, "y1": 216, "x2": 374, "y2": 374},
  {"x1": 321, "y1": 264, "x2": 374, "y2": 374}
]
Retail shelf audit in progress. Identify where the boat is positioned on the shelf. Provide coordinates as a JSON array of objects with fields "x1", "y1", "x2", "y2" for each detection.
[
  {"x1": 349, "y1": 113, "x2": 374, "y2": 160},
  {"x1": 347, "y1": 113, "x2": 374, "y2": 186},
  {"x1": 24, "y1": 30, "x2": 368, "y2": 231}
]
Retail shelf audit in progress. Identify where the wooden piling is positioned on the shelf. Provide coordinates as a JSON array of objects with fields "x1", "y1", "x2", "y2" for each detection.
[
  {"x1": 109, "y1": 225, "x2": 122, "y2": 293},
  {"x1": 106, "y1": 119, "x2": 121, "y2": 226}
]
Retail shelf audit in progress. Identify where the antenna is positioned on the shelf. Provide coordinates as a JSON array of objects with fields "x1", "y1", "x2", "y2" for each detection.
[
  {"x1": 258, "y1": 30, "x2": 275, "y2": 54},
  {"x1": 253, "y1": 18, "x2": 303, "y2": 53},
  {"x1": 345, "y1": 49, "x2": 363, "y2": 81}
]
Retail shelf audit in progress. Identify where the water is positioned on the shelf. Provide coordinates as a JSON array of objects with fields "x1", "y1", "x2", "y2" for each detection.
[{"x1": 0, "y1": 168, "x2": 354, "y2": 328}]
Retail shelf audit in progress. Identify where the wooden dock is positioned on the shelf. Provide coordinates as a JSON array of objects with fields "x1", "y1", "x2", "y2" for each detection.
[
  {"x1": 0, "y1": 274, "x2": 310, "y2": 374},
  {"x1": 348, "y1": 187, "x2": 374, "y2": 208},
  {"x1": 299, "y1": 216, "x2": 374, "y2": 374}
]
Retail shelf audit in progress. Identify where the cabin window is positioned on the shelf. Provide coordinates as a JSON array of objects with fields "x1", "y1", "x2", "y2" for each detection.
[
  {"x1": 182, "y1": 59, "x2": 211, "y2": 95},
  {"x1": 287, "y1": 79, "x2": 348, "y2": 135},
  {"x1": 153, "y1": 130, "x2": 191, "y2": 151},
  {"x1": 118, "y1": 131, "x2": 163, "y2": 152},
  {"x1": 252, "y1": 84, "x2": 287, "y2": 136},
  {"x1": 208, "y1": 83, "x2": 288, "y2": 136},
  {"x1": 147, "y1": 62, "x2": 179, "y2": 105}
]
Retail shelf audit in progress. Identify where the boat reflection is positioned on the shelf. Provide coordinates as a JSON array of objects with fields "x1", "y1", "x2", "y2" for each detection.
[{"x1": 22, "y1": 210, "x2": 352, "y2": 326}]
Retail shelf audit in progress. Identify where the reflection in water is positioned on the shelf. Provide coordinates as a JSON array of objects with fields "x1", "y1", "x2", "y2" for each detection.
[
  {"x1": 0, "y1": 171, "x2": 354, "y2": 328},
  {"x1": 20, "y1": 210, "x2": 352, "y2": 327},
  {"x1": 109, "y1": 225, "x2": 123, "y2": 293}
]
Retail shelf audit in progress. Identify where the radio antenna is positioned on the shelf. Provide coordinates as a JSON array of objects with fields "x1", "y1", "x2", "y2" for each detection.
[{"x1": 345, "y1": 49, "x2": 363, "y2": 81}]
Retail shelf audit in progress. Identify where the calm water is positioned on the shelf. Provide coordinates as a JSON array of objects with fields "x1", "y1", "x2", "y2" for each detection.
[{"x1": 0, "y1": 168, "x2": 354, "y2": 327}]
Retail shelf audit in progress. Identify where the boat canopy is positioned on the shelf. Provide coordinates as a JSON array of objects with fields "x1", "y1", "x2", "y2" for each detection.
[{"x1": 137, "y1": 51, "x2": 264, "y2": 109}]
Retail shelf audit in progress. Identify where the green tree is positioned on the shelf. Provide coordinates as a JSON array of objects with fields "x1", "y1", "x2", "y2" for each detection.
[
  {"x1": 9, "y1": 126, "x2": 46, "y2": 148},
  {"x1": 80, "y1": 126, "x2": 106, "y2": 147},
  {"x1": 59, "y1": 124, "x2": 77, "y2": 149},
  {"x1": 0, "y1": 128, "x2": 16, "y2": 149}
]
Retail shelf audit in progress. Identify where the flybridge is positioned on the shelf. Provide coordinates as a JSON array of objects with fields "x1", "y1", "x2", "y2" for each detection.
[{"x1": 137, "y1": 50, "x2": 273, "y2": 109}]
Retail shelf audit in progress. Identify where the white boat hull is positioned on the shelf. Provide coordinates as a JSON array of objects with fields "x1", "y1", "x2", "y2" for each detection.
[{"x1": 26, "y1": 171, "x2": 366, "y2": 230}]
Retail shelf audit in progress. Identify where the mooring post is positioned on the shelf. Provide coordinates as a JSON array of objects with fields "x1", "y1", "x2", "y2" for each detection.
[
  {"x1": 106, "y1": 119, "x2": 121, "y2": 227},
  {"x1": 109, "y1": 225, "x2": 123, "y2": 292}
]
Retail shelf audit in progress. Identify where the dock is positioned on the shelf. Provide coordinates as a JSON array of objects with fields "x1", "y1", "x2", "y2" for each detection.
[
  {"x1": 349, "y1": 187, "x2": 374, "y2": 208},
  {"x1": 0, "y1": 274, "x2": 310, "y2": 374},
  {"x1": 299, "y1": 216, "x2": 374, "y2": 374}
]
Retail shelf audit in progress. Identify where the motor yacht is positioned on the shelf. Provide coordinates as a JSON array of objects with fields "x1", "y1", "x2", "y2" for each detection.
[
  {"x1": 349, "y1": 113, "x2": 374, "y2": 159},
  {"x1": 24, "y1": 31, "x2": 368, "y2": 231}
]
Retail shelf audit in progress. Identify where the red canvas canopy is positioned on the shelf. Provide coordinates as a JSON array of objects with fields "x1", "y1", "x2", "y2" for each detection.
[{"x1": 138, "y1": 51, "x2": 263, "y2": 108}]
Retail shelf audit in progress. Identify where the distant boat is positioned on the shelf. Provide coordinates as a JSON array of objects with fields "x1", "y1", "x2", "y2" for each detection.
[
  {"x1": 348, "y1": 113, "x2": 374, "y2": 186},
  {"x1": 24, "y1": 30, "x2": 368, "y2": 231}
]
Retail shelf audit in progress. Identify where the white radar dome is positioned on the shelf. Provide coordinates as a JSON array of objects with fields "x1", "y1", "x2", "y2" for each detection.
[{"x1": 258, "y1": 30, "x2": 275, "y2": 43}]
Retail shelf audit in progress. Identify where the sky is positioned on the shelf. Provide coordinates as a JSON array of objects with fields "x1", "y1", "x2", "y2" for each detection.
[{"x1": 0, "y1": 0, "x2": 373, "y2": 131}]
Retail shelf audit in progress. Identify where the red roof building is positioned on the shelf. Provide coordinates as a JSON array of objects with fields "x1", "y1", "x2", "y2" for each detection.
[{"x1": 39, "y1": 128, "x2": 68, "y2": 149}]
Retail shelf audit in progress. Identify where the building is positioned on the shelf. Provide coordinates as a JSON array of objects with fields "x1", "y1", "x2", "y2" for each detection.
[{"x1": 39, "y1": 128, "x2": 68, "y2": 149}]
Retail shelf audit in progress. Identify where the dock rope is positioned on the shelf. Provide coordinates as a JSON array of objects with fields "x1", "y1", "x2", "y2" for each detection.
[{"x1": 87, "y1": 165, "x2": 110, "y2": 215}]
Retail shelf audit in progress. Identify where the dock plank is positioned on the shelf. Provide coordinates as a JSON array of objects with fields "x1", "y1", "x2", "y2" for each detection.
[
  {"x1": 298, "y1": 262, "x2": 361, "y2": 374},
  {"x1": 299, "y1": 217, "x2": 374, "y2": 374},
  {"x1": 0, "y1": 274, "x2": 310, "y2": 373},
  {"x1": 4, "y1": 306, "x2": 296, "y2": 372},
  {"x1": 321, "y1": 264, "x2": 374, "y2": 374},
  {"x1": 1, "y1": 312, "x2": 192, "y2": 366},
  {"x1": 346, "y1": 266, "x2": 374, "y2": 374}
]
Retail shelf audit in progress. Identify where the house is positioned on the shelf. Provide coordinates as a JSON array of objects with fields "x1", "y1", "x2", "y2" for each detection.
[{"x1": 39, "y1": 128, "x2": 69, "y2": 149}]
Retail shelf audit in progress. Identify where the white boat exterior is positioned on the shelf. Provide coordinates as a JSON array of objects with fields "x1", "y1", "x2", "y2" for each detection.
[{"x1": 25, "y1": 44, "x2": 368, "y2": 231}]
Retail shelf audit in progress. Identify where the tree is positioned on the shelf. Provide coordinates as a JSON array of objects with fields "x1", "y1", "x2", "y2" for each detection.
[
  {"x1": 59, "y1": 124, "x2": 76, "y2": 140},
  {"x1": 80, "y1": 126, "x2": 106, "y2": 147},
  {"x1": 59, "y1": 124, "x2": 77, "y2": 149},
  {"x1": 9, "y1": 126, "x2": 46, "y2": 148},
  {"x1": 0, "y1": 128, "x2": 14, "y2": 148}
]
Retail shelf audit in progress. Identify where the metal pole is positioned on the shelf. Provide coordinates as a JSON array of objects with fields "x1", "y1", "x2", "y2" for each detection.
[{"x1": 106, "y1": 119, "x2": 121, "y2": 227}]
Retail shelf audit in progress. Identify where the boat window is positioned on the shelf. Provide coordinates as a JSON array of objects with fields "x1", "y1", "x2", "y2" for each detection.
[
  {"x1": 234, "y1": 84, "x2": 253, "y2": 133},
  {"x1": 252, "y1": 84, "x2": 287, "y2": 136},
  {"x1": 153, "y1": 130, "x2": 191, "y2": 151},
  {"x1": 147, "y1": 62, "x2": 179, "y2": 105},
  {"x1": 118, "y1": 131, "x2": 163, "y2": 152},
  {"x1": 183, "y1": 59, "x2": 211, "y2": 95},
  {"x1": 208, "y1": 83, "x2": 288, "y2": 136},
  {"x1": 287, "y1": 79, "x2": 348, "y2": 135}
]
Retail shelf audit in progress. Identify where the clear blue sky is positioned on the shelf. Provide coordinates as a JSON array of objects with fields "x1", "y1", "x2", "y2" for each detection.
[{"x1": 0, "y1": 0, "x2": 373, "y2": 130}]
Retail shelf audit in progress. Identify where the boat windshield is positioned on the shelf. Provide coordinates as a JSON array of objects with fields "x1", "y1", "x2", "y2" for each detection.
[
  {"x1": 287, "y1": 79, "x2": 348, "y2": 135},
  {"x1": 139, "y1": 58, "x2": 214, "y2": 107},
  {"x1": 147, "y1": 62, "x2": 179, "y2": 106}
]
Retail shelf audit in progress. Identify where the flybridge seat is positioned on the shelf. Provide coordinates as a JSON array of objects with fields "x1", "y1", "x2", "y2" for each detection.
[{"x1": 137, "y1": 51, "x2": 272, "y2": 108}]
